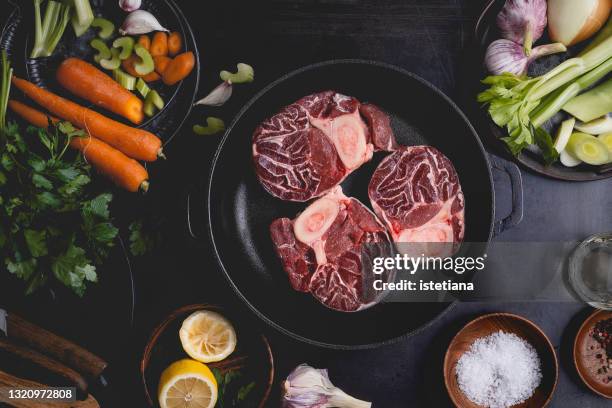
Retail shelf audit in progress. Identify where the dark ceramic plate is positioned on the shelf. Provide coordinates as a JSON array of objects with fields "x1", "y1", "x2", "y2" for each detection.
[
  {"x1": 1, "y1": 0, "x2": 199, "y2": 146},
  {"x1": 464, "y1": 0, "x2": 612, "y2": 181}
]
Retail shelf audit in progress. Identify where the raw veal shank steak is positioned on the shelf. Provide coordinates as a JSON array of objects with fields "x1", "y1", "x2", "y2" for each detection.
[
  {"x1": 270, "y1": 187, "x2": 393, "y2": 312},
  {"x1": 253, "y1": 91, "x2": 397, "y2": 201},
  {"x1": 368, "y1": 146, "x2": 465, "y2": 254}
]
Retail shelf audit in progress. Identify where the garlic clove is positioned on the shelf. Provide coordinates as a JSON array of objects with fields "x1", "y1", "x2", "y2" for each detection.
[
  {"x1": 282, "y1": 364, "x2": 371, "y2": 408},
  {"x1": 119, "y1": 0, "x2": 141, "y2": 12},
  {"x1": 119, "y1": 10, "x2": 169, "y2": 35},
  {"x1": 194, "y1": 81, "x2": 233, "y2": 106}
]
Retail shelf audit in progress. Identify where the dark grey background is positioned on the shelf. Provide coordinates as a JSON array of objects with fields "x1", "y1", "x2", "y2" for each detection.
[{"x1": 3, "y1": 0, "x2": 612, "y2": 407}]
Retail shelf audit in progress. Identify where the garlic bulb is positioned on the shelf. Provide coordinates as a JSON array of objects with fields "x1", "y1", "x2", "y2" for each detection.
[
  {"x1": 282, "y1": 364, "x2": 371, "y2": 408},
  {"x1": 119, "y1": 10, "x2": 169, "y2": 35},
  {"x1": 119, "y1": 0, "x2": 141, "y2": 12},
  {"x1": 497, "y1": 0, "x2": 547, "y2": 54},
  {"x1": 485, "y1": 39, "x2": 566, "y2": 76}
]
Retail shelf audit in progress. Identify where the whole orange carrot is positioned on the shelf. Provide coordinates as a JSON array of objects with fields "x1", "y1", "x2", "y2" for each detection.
[
  {"x1": 57, "y1": 58, "x2": 144, "y2": 124},
  {"x1": 11, "y1": 76, "x2": 163, "y2": 161},
  {"x1": 8, "y1": 100, "x2": 150, "y2": 192},
  {"x1": 71, "y1": 136, "x2": 149, "y2": 192}
]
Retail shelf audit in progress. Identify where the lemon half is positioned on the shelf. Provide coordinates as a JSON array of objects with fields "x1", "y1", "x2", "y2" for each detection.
[
  {"x1": 179, "y1": 310, "x2": 237, "y2": 363},
  {"x1": 158, "y1": 359, "x2": 218, "y2": 408}
]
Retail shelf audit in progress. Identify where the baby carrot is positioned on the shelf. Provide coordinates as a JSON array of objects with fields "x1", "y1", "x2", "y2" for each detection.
[
  {"x1": 162, "y1": 51, "x2": 195, "y2": 86},
  {"x1": 150, "y1": 32, "x2": 168, "y2": 57},
  {"x1": 153, "y1": 55, "x2": 171, "y2": 75},
  {"x1": 167, "y1": 32, "x2": 182, "y2": 56}
]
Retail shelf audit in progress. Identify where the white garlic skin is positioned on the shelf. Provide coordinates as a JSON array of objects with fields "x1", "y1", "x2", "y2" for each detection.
[{"x1": 119, "y1": 0, "x2": 141, "y2": 12}]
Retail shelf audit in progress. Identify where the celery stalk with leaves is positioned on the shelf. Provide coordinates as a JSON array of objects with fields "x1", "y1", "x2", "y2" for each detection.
[
  {"x1": 30, "y1": 0, "x2": 72, "y2": 58},
  {"x1": 478, "y1": 34, "x2": 612, "y2": 164}
]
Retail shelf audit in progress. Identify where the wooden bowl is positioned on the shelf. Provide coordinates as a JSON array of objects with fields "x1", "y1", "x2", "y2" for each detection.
[
  {"x1": 574, "y1": 309, "x2": 612, "y2": 399},
  {"x1": 141, "y1": 304, "x2": 274, "y2": 408},
  {"x1": 444, "y1": 313, "x2": 558, "y2": 408}
]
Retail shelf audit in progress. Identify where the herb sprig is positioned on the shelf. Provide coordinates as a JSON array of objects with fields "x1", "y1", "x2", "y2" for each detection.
[{"x1": 0, "y1": 50, "x2": 118, "y2": 295}]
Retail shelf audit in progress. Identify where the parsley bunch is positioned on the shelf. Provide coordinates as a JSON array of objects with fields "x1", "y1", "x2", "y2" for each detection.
[{"x1": 0, "y1": 120, "x2": 119, "y2": 295}]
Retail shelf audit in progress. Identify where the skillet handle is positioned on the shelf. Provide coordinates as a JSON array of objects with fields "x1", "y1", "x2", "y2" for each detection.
[{"x1": 489, "y1": 154, "x2": 524, "y2": 236}]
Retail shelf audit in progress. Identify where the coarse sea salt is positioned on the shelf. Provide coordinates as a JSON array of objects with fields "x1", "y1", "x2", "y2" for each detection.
[{"x1": 455, "y1": 330, "x2": 542, "y2": 408}]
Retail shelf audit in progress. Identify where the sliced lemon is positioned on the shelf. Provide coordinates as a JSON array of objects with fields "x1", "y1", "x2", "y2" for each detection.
[
  {"x1": 158, "y1": 359, "x2": 218, "y2": 408},
  {"x1": 179, "y1": 310, "x2": 237, "y2": 363}
]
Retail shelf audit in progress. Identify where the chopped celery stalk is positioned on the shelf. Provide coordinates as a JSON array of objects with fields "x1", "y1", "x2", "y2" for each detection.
[
  {"x1": 71, "y1": 0, "x2": 94, "y2": 37},
  {"x1": 90, "y1": 38, "x2": 111, "y2": 63},
  {"x1": 112, "y1": 37, "x2": 134, "y2": 60},
  {"x1": 113, "y1": 69, "x2": 136, "y2": 90},
  {"x1": 563, "y1": 78, "x2": 612, "y2": 123},
  {"x1": 575, "y1": 114, "x2": 612, "y2": 135},
  {"x1": 143, "y1": 90, "x2": 164, "y2": 117},
  {"x1": 100, "y1": 48, "x2": 121, "y2": 70},
  {"x1": 91, "y1": 17, "x2": 115, "y2": 39},
  {"x1": 133, "y1": 44, "x2": 154, "y2": 75},
  {"x1": 135, "y1": 78, "x2": 150, "y2": 98},
  {"x1": 553, "y1": 118, "x2": 575, "y2": 153},
  {"x1": 560, "y1": 150, "x2": 582, "y2": 167},
  {"x1": 193, "y1": 117, "x2": 226, "y2": 135},
  {"x1": 598, "y1": 133, "x2": 612, "y2": 155},
  {"x1": 148, "y1": 90, "x2": 164, "y2": 109},
  {"x1": 220, "y1": 63, "x2": 254, "y2": 84},
  {"x1": 566, "y1": 132, "x2": 610, "y2": 165},
  {"x1": 143, "y1": 100, "x2": 154, "y2": 117},
  {"x1": 30, "y1": 0, "x2": 72, "y2": 58}
]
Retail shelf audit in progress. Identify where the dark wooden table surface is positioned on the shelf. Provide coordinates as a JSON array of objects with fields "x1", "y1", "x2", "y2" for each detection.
[{"x1": 3, "y1": 0, "x2": 612, "y2": 407}]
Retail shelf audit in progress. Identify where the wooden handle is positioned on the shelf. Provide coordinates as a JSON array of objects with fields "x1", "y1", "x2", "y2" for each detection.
[
  {"x1": 5, "y1": 314, "x2": 107, "y2": 379},
  {"x1": 0, "y1": 370, "x2": 99, "y2": 408},
  {"x1": 0, "y1": 338, "x2": 88, "y2": 394}
]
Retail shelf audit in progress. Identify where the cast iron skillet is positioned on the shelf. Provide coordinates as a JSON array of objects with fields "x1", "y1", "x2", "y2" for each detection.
[
  {"x1": 206, "y1": 60, "x2": 522, "y2": 349},
  {"x1": 1, "y1": 0, "x2": 199, "y2": 147},
  {"x1": 463, "y1": 0, "x2": 612, "y2": 181}
]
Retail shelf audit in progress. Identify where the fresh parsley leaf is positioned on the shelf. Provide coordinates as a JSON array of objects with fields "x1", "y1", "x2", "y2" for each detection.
[
  {"x1": 83, "y1": 193, "x2": 112, "y2": 219},
  {"x1": 128, "y1": 220, "x2": 159, "y2": 256},
  {"x1": 87, "y1": 222, "x2": 119, "y2": 245},
  {"x1": 51, "y1": 243, "x2": 93, "y2": 296},
  {"x1": 24, "y1": 229, "x2": 48, "y2": 257},
  {"x1": 6, "y1": 258, "x2": 37, "y2": 280},
  {"x1": 237, "y1": 382, "x2": 255, "y2": 402},
  {"x1": 58, "y1": 174, "x2": 90, "y2": 196},
  {"x1": 1, "y1": 153, "x2": 14, "y2": 171},
  {"x1": 36, "y1": 191, "x2": 62, "y2": 209},
  {"x1": 32, "y1": 173, "x2": 53, "y2": 190}
]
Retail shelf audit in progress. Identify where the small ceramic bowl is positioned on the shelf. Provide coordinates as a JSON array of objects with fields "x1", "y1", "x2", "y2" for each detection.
[
  {"x1": 444, "y1": 313, "x2": 558, "y2": 407},
  {"x1": 141, "y1": 304, "x2": 274, "y2": 408},
  {"x1": 574, "y1": 309, "x2": 612, "y2": 399}
]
